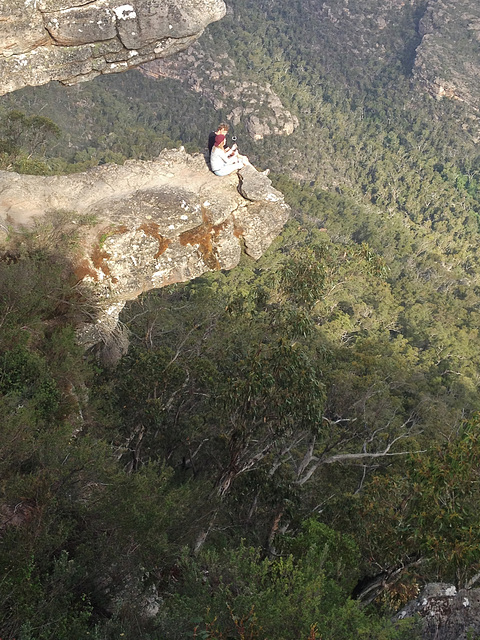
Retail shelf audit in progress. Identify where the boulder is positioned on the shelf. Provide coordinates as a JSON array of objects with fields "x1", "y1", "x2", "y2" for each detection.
[{"x1": 398, "y1": 582, "x2": 480, "y2": 640}]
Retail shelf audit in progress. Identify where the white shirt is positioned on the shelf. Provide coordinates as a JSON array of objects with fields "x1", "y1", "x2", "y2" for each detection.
[{"x1": 210, "y1": 146, "x2": 236, "y2": 173}]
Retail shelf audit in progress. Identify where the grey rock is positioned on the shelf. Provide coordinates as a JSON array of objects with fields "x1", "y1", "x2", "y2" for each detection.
[
  {"x1": 238, "y1": 165, "x2": 283, "y2": 202},
  {"x1": 0, "y1": 0, "x2": 50, "y2": 55},
  {"x1": 0, "y1": 147, "x2": 289, "y2": 359},
  {"x1": 0, "y1": 0, "x2": 226, "y2": 95},
  {"x1": 412, "y1": 0, "x2": 480, "y2": 138},
  {"x1": 398, "y1": 582, "x2": 480, "y2": 640},
  {"x1": 45, "y1": 4, "x2": 118, "y2": 47},
  {"x1": 235, "y1": 200, "x2": 290, "y2": 261}
]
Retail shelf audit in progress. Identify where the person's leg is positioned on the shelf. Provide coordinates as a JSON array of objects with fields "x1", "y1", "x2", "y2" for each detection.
[
  {"x1": 214, "y1": 161, "x2": 244, "y2": 176},
  {"x1": 237, "y1": 153, "x2": 268, "y2": 174},
  {"x1": 237, "y1": 153, "x2": 252, "y2": 166}
]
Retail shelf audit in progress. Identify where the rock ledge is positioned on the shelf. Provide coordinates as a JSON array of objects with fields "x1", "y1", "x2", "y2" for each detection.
[
  {"x1": 0, "y1": 147, "x2": 289, "y2": 358},
  {"x1": 0, "y1": 0, "x2": 226, "y2": 95}
]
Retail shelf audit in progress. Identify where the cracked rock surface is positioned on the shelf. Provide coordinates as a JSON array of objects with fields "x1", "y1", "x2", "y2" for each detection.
[
  {"x1": 0, "y1": 147, "x2": 289, "y2": 352},
  {"x1": 398, "y1": 583, "x2": 480, "y2": 640},
  {"x1": 0, "y1": 0, "x2": 225, "y2": 95}
]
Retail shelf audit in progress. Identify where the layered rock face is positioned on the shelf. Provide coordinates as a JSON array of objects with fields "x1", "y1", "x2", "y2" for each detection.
[
  {"x1": 0, "y1": 147, "x2": 289, "y2": 358},
  {"x1": 413, "y1": 0, "x2": 480, "y2": 113},
  {"x1": 142, "y1": 39, "x2": 299, "y2": 140},
  {"x1": 0, "y1": 0, "x2": 225, "y2": 95}
]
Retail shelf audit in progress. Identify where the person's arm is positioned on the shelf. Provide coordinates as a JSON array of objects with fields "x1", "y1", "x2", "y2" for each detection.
[
  {"x1": 226, "y1": 143, "x2": 238, "y2": 157},
  {"x1": 224, "y1": 149, "x2": 241, "y2": 165}
]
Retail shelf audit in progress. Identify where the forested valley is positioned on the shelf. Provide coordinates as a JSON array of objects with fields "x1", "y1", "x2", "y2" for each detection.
[{"x1": 2, "y1": 0, "x2": 480, "y2": 638}]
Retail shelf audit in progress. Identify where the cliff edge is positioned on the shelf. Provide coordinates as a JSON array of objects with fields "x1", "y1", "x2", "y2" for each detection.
[
  {"x1": 0, "y1": 0, "x2": 225, "y2": 95},
  {"x1": 0, "y1": 147, "x2": 290, "y2": 360}
]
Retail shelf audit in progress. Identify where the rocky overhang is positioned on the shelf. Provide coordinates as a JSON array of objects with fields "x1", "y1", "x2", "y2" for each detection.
[
  {"x1": 0, "y1": 0, "x2": 226, "y2": 95},
  {"x1": 0, "y1": 147, "x2": 290, "y2": 360}
]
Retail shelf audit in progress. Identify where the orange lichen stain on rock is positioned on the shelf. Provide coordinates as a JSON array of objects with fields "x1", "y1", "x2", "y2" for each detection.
[
  {"x1": 113, "y1": 224, "x2": 129, "y2": 235},
  {"x1": 74, "y1": 226, "x2": 125, "y2": 283},
  {"x1": 179, "y1": 207, "x2": 229, "y2": 270},
  {"x1": 139, "y1": 222, "x2": 171, "y2": 258},
  {"x1": 74, "y1": 258, "x2": 98, "y2": 282},
  {"x1": 91, "y1": 243, "x2": 112, "y2": 277},
  {"x1": 233, "y1": 221, "x2": 244, "y2": 238}
]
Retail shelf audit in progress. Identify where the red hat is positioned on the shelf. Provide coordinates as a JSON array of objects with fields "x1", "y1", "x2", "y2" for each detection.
[{"x1": 214, "y1": 134, "x2": 225, "y2": 147}]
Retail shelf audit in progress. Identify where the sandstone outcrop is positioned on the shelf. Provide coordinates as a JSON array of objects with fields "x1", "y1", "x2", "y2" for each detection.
[
  {"x1": 142, "y1": 39, "x2": 299, "y2": 140},
  {"x1": 0, "y1": 147, "x2": 289, "y2": 359},
  {"x1": 0, "y1": 0, "x2": 225, "y2": 95},
  {"x1": 412, "y1": 0, "x2": 480, "y2": 137}
]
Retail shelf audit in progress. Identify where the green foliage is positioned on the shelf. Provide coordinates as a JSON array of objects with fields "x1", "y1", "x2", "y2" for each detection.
[
  {"x1": 2, "y1": 0, "x2": 480, "y2": 635},
  {"x1": 0, "y1": 345, "x2": 60, "y2": 418},
  {"x1": 280, "y1": 245, "x2": 327, "y2": 307},
  {"x1": 157, "y1": 537, "x2": 420, "y2": 640},
  {"x1": 0, "y1": 109, "x2": 61, "y2": 173},
  {"x1": 0, "y1": 74, "x2": 215, "y2": 174},
  {"x1": 279, "y1": 519, "x2": 361, "y2": 593},
  {"x1": 361, "y1": 415, "x2": 480, "y2": 587},
  {"x1": 8, "y1": 552, "x2": 93, "y2": 640}
]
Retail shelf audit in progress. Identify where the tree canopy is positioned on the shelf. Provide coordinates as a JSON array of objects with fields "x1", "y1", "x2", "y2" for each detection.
[{"x1": 2, "y1": 0, "x2": 480, "y2": 636}]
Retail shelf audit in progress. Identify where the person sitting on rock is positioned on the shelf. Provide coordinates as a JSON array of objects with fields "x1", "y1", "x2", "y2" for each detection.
[
  {"x1": 210, "y1": 123, "x2": 270, "y2": 177},
  {"x1": 210, "y1": 126, "x2": 251, "y2": 176},
  {"x1": 208, "y1": 124, "x2": 221, "y2": 154},
  {"x1": 209, "y1": 122, "x2": 234, "y2": 154}
]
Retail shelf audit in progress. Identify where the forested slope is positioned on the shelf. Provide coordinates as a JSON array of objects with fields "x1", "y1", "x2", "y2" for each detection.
[{"x1": 1, "y1": 0, "x2": 480, "y2": 638}]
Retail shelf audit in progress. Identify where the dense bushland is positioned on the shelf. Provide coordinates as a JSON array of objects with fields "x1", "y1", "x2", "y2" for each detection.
[{"x1": 2, "y1": 0, "x2": 480, "y2": 636}]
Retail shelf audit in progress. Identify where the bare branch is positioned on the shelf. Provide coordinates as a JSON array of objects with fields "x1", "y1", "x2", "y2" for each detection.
[
  {"x1": 466, "y1": 570, "x2": 480, "y2": 590},
  {"x1": 297, "y1": 436, "x2": 316, "y2": 477},
  {"x1": 297, "y1": 431, "x2": 425, "y2": 485},
  {"x1": 165, "y1": 324, "x2": 202, "y2": 369},
  {"x1": 322, "y1": 449, "x2": 426, "y2": 464},
  {"x1": 354, "y1": 465, "x2": 368, "y2": 495},
  {"x1": 164, "y1": 370, "x2": 190, "y2": 411}
]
